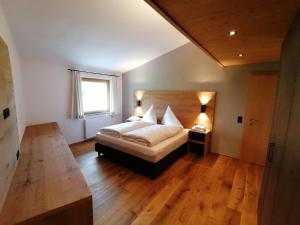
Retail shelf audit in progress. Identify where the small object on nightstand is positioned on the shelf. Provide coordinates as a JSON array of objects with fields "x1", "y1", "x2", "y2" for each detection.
[
  {"x1": 191, "y1": 124, "x2": 206, "y2": 132},
  {"x1": 126, "y1": 115, "x2": 142, "y2": 122},
  {"x1": 188, "y1": 130, "x2": 211, "y2": 156}
]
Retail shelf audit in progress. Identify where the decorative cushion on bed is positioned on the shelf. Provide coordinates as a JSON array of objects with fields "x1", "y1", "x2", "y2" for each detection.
[
  {"x1": 162, "y1": 106, "x2": 183, "y2": 128},
  {"x1": 142, "y1": 105, "x2": 157, "y2": 124}
]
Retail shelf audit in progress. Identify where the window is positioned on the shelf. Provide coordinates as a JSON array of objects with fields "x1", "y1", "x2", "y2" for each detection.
[{"x1": 81, "y1": 78, "x2": 110, "y2": 115}]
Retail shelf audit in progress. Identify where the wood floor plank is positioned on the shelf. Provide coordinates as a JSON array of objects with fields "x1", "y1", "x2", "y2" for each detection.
[
  {"x1": 228, "y1": 162, "x2": 248, "y2": 212},
  {"x1": 172, "y1": 166, "x2": 211, "y2": 225},
  {"x1": 207, "y1": 158, "x2": 237, "y2": 224},
  {"x1": 240, "y1": 212, "x2": 257, "y2": 225},
  {"x1": 242, "y1": 164, "x2": 260, "y2": 213},
  {"x1": 70, "y1": 140, "x2": 263, "y2": 225},
  {"x1": 150, "y1": 164, "x2": 209, "y2": 225},
  {"x1": 224, "y1": 208, "x2": 241, "y2": 225},
  {"x1": 131, "y1": 177, "x2": 183, "y2": 225}
]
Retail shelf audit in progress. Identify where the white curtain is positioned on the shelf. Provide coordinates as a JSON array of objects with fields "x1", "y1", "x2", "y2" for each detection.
[
  {"x1": 71, "y1": 70, "x2": 84, "y2": 119},
  {"x1": 110, "y1": 76, "x2": 118, "y2": 116}
]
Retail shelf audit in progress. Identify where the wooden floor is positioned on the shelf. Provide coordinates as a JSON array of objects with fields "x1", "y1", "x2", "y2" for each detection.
[{"x1": 70, "y1": 140, "x2": 263, "y2": 225}]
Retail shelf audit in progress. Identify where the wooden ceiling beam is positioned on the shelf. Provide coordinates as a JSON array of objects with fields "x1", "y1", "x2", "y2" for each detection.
[
  {"x1": 146, "y1": 0, "x2": 300, "y2": 66},
  {"x1": 145, "y1": 0, "x2": 224, "y2": 67}
]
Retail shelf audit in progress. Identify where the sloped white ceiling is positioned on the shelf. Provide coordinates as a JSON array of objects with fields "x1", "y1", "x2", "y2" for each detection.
[{"x1": 0, "y1": 0, "x2": 188, "y2": 73}]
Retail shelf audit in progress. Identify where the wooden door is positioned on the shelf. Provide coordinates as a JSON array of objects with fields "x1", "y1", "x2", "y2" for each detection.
[{"x1": 240, "y1": 73, "x2": 278, "y2": 166}]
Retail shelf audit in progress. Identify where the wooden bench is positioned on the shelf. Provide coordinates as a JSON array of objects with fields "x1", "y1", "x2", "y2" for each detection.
[{"x1": 0, "y1": 123, "x2": 93, "y2": 225}]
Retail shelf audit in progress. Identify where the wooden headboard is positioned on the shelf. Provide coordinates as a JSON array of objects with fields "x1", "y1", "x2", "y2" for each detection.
[{"x1": 133, "y1": 90, "x2": 216, "y2": 130}]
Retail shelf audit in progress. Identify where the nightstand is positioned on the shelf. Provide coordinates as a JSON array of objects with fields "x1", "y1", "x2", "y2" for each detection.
[{"x1": 188, "y1": 130, "x2": 211, "y2": 156}]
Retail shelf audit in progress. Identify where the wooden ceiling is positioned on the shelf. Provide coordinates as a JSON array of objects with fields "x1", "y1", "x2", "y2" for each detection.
[{"x1": 146, "y1": 0, "x2": 300, "y2": 66}]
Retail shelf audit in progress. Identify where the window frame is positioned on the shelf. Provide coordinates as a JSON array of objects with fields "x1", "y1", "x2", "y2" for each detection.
[{"x1": 81, "y1": 77, "x2": 110, "y2": 115}]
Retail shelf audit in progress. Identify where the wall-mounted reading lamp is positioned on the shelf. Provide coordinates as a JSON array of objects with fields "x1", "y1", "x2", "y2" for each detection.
[
  {"x1": 137, "y1": 100, "x2": 141, "y2": 107},
  {"x1": 201, "y1": 104, "x2": 206, "y2": 113}
]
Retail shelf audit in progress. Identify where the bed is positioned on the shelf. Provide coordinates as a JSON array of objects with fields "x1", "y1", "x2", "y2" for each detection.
[{"x1": 95, "y1": 126, "x2": 188, "y2": 178}]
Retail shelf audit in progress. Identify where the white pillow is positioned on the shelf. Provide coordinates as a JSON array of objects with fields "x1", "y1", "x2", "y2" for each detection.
[
  {"x1": 142, "y1": 105, "x2": 157, "y2": 124},
  {"x1": 162, "y1": 106, "x2": 183, "y2": 128}
]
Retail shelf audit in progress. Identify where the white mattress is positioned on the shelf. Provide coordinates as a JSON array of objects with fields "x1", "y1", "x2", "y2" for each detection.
[{"x1": 96, "y1": 129, "x2": 188, "y2": 163}]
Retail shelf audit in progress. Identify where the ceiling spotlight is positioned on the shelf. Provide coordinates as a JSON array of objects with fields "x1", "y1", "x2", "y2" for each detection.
[
  {"x1": 238, "y1": 53, "x2": 243, "y2": 57},
  {"x1": 229, "y1": 30, "x2": 236, "y2": 36}
]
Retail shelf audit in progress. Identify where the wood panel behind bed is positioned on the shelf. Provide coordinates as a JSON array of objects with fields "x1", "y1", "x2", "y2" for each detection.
[{"x1": 133, "y1": 90, "x2": 216, "y2": 130}]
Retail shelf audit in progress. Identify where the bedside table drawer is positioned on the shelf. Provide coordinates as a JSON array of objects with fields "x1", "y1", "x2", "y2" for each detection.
[{"x1": 189, "y1": 132, "x2": 206, "y2": 142}]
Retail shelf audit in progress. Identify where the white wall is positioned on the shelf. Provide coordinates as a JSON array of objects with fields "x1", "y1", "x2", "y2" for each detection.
[
  {"x1": 0, "y1": 3, "x2": 26, "y2": 211},
  {"x1": 123, "y1": 42, "x2": 278, "y2": 158},
  {"x1": 22, "y1": 59, "x2": 122, "y2": 144}
]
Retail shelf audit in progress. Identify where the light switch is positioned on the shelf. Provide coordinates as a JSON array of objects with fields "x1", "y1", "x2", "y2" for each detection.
[{"x1": 237, "y1": 116, "x2": 243, "y2": 123}]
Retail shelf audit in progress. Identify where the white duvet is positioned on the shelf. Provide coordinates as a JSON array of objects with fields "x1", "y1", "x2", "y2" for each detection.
[
  {"x1": 121, "y1": 124, "x2": 182, "y2": 147},
  {"x1": 100, "y1": 121, "x2": 152, "y2": 138}
]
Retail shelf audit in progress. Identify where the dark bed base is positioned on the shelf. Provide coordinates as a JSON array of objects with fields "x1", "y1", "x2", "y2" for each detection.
[{"x1": 95, "y1": 142, "x2": 187, "y2": 178}]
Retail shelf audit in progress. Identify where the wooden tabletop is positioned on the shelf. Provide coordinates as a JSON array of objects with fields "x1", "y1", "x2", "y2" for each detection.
[{"x1": 0, "y1": 122, "x2": 92, "y2": 225}]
